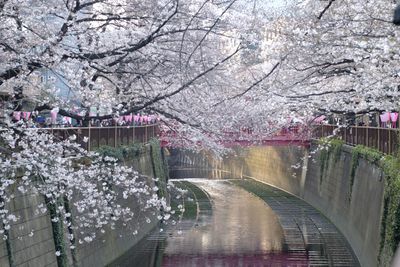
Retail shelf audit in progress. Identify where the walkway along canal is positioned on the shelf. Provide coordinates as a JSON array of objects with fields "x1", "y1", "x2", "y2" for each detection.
[{"x1": 109, "y1": 178, "x2": 359, "y2": 266}]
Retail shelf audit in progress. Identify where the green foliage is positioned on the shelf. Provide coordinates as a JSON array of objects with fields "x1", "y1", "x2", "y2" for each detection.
[
  {"x1": 0, "y1": 193, "x2": 14, "y2": 267},
  {"x1": 349, "y1": 145, "x2": 383, "y2": 201},
  {"x1": 319, "y1": 147, "x2": 328, "y2": 185},
  {"x1": 315, "y1": 137, "x2": 400, "y2": 265},
  {"x1": 4, "y1": 226, "x2": 14, "y2": 267},
  {"x1": 149, "y1": 139, "x2": 166, "y2": 181},
  {"x1": 318, "y1": 138, "x2": 344, "y2": 185},
  {"x1": 170, "y1": 181, "x2": 197, "y2": 219},
  {"x1": 348, "y1": 143, "x2": 400, "y2": 265},
  {"x1": 96, "y1": 143, "x2": 145, "y2": 163},
  {"x1": 121, "y1": 143, "x2": 145, "y2": 161},
  {"x1": 96, "y1": 145, "x2": 125, "y2": 161},
  {"x1": 181, "y1": 181, "x2": 212, "y2": 212},
  {"x1": 63, "y1": 196, "x2": 78, "y2": 267},
  {"x1": 170, "y1": 181, "x2": 211, "y2": 220},
  {"x1": 379, "y1": 153, "x2": 400, "y2": 266},
  {"x1": 149, "y1": 139, "x2": 168, "y2": 198}
]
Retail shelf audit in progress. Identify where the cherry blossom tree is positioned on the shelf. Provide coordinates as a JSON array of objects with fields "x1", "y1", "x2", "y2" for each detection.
[
  {"x1": 2, "y1": 0, "x2": 398, "y2": 141},
  {"x1": 0, "y1": 0, "x2": 399, "y2": 255},
  {"x1": 256, "y1": 0, "x2": 400, "y2": 118},
  {"x1": 0, "y1": 0, "x2": 300, "y2": 147}
]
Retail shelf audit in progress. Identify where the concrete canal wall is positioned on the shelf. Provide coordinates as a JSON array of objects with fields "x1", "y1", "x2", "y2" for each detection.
[
  {"x1": 73, "y1": 144, "x2": 159, "y2": 267},
  {"x1": 1, "y1": 142, "x2": 167, "y2": 267},
  {"x1": 169, "y1": 145, "x2": 385, "y2": 267}
]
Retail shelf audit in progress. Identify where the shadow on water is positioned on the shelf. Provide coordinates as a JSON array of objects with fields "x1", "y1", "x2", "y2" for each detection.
[{"x1": 109, "y1": 179, "x2": 315, "y2": 267}]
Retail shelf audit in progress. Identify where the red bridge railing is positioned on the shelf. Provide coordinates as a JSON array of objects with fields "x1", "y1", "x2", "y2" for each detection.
[
  {"x1": 160, "y1": 125, "x2": 312, "y2": 148},
  {"x1": 313, "y1": 124, "x2": 399, "y2": 155},
  {"x1": 47, "y1": 124, "x2": 159, "y2": 151}
]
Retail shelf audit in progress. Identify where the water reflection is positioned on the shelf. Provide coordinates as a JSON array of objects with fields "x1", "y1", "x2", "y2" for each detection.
[
  {"x1": 110, "y1": 179, "x2": 308, "y2": 267},
  {"x1": 164, "y1": 180, "x2": 284, "y2": 255}
]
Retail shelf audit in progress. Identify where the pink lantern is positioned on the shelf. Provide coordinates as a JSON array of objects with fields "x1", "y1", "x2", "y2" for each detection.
[
  {"x1": 313, "y1": 115, "x2": 326, "y2": 124},
  {"x1": 149, "y1": 115, "x2": 155, "y2": 124},
  {"x1": 379, "y1": 112, "x2": 390, "y2": 127},
  {"x1": 50, "y1": 111, "x2": 58, "y2": 124},
  {"x1": 13, "y1": 111, "x2": 21, "y2": 121},
  {"x1": 142, "y1": 115, "x2": 148, "y2": 124},
  {"x1": 63, "y1": 116, "x2": 72, "y2": 125},
  {"x1": 124, "y1": 115, "x2": 133, "y2": 122},
  {"x1": 25, "y1": 112, "x2": 31, "y2": 120},
  {"x1": 391, "y1": 112, "x2": 399, "y2": 128}
]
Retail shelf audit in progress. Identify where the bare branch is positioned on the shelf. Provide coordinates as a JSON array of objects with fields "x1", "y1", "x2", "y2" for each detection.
[
  {"x1": 317, "y1": 0, "x2": 335, "y2": 20},
  {"x1": 274, "y1": 89, "x2": 356, "y2": 99},
  {"x1": 214, "y1": 60, "x2": 282, "y2": 107}
]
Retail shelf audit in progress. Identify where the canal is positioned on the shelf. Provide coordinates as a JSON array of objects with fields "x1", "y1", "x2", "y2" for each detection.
[{"x1": 109, "y1": 179, "x2": 359, "y2": 266}]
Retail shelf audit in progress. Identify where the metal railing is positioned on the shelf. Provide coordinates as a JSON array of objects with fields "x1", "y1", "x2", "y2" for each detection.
[
  {"x1": 313, "y1": 124, "x2": 399, "y2": 155},
  {"x1": 46, "y1": 124, "x2": 159, "y2": 151}
]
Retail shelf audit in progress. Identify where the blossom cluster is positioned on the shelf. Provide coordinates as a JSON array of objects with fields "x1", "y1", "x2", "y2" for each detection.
[{"x1": 0, "y1": 122, "x2": 183, "y2": 245}]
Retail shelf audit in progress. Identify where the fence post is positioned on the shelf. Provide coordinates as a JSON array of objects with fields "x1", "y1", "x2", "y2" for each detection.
[
  {"x1": 98, "y1": 127, "x2": 100, "y2": 148},
  {"x1": 145, "y1": 126, "x2": 148, "y2": 143},
  {"x1": 378, "y1": 128, "x2": 380, "y2": 152},
  {"x1": 355, "y1": 126, "x2": 358, "y2": 145},
  {"x1": 389, "y1": 129, "x2": 391, "y2": 155},
  {"x1": 106, "y1": 127, "x2": 109, "y2": 146},
  {"x1": 366, "y1": 127, "x2": 369, "y2": 147},
  {"x1": 88, "y1": 126, "x2": 91, "y2": 151},
  {"x1": 114, "y1": 125, "x2": 117, "y2": 147}
]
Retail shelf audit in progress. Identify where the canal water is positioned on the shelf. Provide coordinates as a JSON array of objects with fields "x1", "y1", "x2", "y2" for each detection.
[{"x1": 109, "y1": 179, "x2": 358, "y2": 266}]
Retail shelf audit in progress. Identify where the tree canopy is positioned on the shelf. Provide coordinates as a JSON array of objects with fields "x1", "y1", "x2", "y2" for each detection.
[{"x1": 1, "y1": 0, "x2": 399, "y2": 251}]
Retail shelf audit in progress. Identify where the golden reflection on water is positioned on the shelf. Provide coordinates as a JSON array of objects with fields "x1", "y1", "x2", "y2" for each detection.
[{"x1": 164, "y1": 179, "x2": 284, "y2": 256}]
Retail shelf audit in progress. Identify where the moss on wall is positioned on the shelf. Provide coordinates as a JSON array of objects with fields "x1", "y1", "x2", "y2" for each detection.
[
  {"x1": 149, "y1": 139, "x2": 169, "y2": 198},
  {"x1": 63, "y1": 196, "x2": 78, "y2": 267},
  {"x1": 3, "y1": 226, "x2": 14, "y2": 267},
  {"x1": 318, "y1": 138, "x2": 344, "y2": 185},
  {"x1": 0, "y1": 194, "x2": 14, "y2": 267},
  {"x1": 169, "y1": 181, "x2": 197, "y2": 220},
  {"x1": 96, "y1": 143, "x2": 145, "y2": 163},
  {"x1": 378, "y1": 152, "x2": 400, "y2": 266},
  {"x1": 338, "y1": 143, "x2": 400, "y2": 266},
  {"x1": 45, "y1": 196, "x2": 68, "y2": 267},
  {"x1": 349, "y1": 145, "x2": 382, "y2": 201}
]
